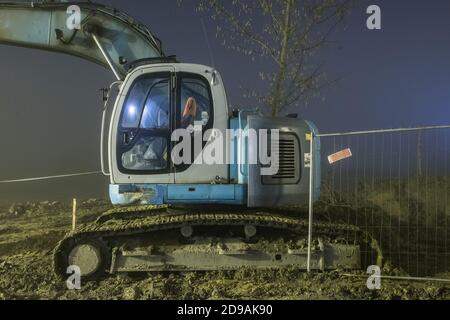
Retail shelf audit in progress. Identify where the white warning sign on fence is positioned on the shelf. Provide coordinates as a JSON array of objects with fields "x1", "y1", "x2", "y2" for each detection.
[{"x1": 328, "y1": 148, "x2": 352, "y2": 164}]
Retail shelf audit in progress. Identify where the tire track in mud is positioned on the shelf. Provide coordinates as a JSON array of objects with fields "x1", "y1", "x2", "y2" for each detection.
[{"x1": 0, "y1": 231, "x2": 65, "y2": 258}]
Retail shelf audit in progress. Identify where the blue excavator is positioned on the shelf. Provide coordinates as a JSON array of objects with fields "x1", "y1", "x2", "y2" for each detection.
[{"x1": 0, "y1": 1, "x2": 371, "y2": 278}]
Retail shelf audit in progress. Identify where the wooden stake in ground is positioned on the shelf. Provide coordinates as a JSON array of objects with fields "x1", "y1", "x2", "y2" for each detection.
[{"x1": 72, "y1": 198, "x2": 77, "y2": 231}]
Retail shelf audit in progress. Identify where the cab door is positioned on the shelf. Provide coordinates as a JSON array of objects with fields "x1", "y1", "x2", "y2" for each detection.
[
  {"x1": 172, "y1": 65, "x2": 229, "y2": 184},
  {"x1": 110, "y1": 65, "x2": 176, "y2": 184}
]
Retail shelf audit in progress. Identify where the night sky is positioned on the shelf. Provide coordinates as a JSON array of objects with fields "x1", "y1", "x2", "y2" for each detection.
[{"x1": 0, "y1": 0, "x2": 449, "y2": 203}]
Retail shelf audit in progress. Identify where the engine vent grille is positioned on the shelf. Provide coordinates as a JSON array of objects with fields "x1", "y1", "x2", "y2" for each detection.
[
  {"x1": 273, "y1": 139, "x2": 296, "y2": 179},
  {"x1": 262, "y1": 133, "x2": 301, "y2": 185}
]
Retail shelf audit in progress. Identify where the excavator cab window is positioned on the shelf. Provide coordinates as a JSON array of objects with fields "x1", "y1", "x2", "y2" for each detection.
[
  {"x1": 118, "y1": 73, "x2": 171, "y2": 173},
  {"x1": 180, "y1": 77, "x2": 212, "y2": 129},
  {"x1": 117, "y1": 72, "x2": 213, "y2": 174},
  {"x1": 174, "y1": 74, "x2": 214, "y2": 170}
]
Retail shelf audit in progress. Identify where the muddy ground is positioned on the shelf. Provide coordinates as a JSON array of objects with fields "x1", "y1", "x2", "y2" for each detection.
[{"x1": 0, "y1": 200, "x2": 449, "y2": 300}]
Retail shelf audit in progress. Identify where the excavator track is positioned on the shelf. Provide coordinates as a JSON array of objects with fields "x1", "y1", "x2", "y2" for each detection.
[{"x1": 54, "y1": 205, "x2": 381, "y2": 279}]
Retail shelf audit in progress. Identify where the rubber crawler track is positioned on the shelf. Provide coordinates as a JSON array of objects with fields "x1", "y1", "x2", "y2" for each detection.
[{"x1": 53, "y1": 205, "x2": 382, "y2": 278}]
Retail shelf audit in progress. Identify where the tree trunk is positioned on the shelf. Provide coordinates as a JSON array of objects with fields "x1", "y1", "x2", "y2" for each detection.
[{"x1": 271, "y1": 0, "x2": 293, "y2": 117}]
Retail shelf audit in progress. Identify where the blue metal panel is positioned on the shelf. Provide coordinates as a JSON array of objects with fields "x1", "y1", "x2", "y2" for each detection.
[
  {"x1": 110, "y1": 184, "x2": 247, "y2": 206},
  {"x1": 168, "y1": 185, "x2": 235, "y2": 200},
  {"x1": 167, "y1": 185, "x2": 246, "y2": 205},
  {"x1": 246, "y1": 116, "x2": 313, "y2": 207}
]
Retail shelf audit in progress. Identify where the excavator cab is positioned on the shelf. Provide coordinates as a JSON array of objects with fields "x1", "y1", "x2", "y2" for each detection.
[{"x1": 108, "y1": 63, "x2": 230, "y2": 203}]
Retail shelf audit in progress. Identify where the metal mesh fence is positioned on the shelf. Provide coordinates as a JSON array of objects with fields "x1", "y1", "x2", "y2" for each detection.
[{"x1": 312, "y1": 126, "x2": 450, "y2": 278}]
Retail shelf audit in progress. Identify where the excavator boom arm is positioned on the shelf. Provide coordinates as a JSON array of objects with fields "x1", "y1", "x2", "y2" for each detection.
[{"x1": 0, "y1": 1, "x2": 164, "y2": 78}]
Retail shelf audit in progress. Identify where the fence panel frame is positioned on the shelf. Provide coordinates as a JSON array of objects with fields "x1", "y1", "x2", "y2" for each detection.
[{"x1": 307, "y1": 124, "x2": 450, "y2": 280}]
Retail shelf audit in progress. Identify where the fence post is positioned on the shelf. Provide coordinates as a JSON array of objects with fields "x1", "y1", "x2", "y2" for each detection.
[
  {"x1": 72, "y1": 198, "x2": 77, "y2": 231},
  {"x1": 307, "y1": 132, "x2": 315, "y2": 273}
]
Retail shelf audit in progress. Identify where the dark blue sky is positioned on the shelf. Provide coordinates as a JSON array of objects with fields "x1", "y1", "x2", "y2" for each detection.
[{"x1": 0, "y1": 0, "x2": 449, "y2": 202}]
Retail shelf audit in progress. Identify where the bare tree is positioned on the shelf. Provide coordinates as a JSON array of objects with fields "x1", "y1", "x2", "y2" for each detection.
[{"x1": 194, "y1": 0, "x2": 352, "y2": 116}]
